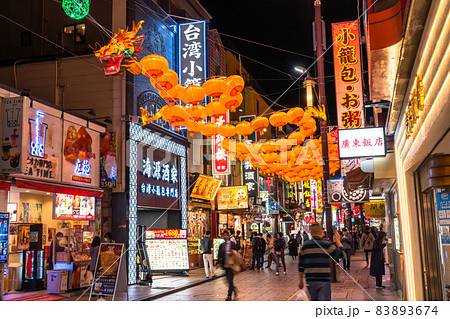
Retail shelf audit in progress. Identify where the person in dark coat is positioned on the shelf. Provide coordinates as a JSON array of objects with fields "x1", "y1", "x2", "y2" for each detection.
[
  {"x1": 288, "y1": 234, "x2": 299, "y2": 259},
  {"x1": 370, "y1": 231, "x2": 387, "y2": 288},
  {"x1": 89, "y1": 236, "x2": 101, "y2": 271},
  {"x1": 47, "y1": 232, "x2": 65, "y2": 270},
  {"x1": 217, "y1": 230, "x2": 239, "y2": 301}
]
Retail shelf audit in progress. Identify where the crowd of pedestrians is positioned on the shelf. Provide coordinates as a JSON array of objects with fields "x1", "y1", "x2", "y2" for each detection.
[{"x1": 205, "y1": 223, "x2": 387, "y2": 301}]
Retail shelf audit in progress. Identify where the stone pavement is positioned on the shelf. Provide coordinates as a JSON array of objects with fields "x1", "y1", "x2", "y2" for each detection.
[
  {"x1": 3, "y1": 250, "x2": 400, "y2": 301},
  {"x1": 153, "y1": 250, "x2": 401, "y2": 301}
]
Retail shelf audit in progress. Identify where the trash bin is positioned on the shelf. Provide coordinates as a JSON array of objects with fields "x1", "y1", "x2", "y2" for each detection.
[{"x1": 47, "y1": 270, "x2": 68, "y2": 294}]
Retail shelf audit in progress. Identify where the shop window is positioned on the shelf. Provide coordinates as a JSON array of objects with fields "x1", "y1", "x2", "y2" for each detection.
[
  {"x1": 21, "y1": 31, "x2": 31, "y2": 46},
  {"x1": 63, "y1": 23, "x2": 86, "y2": 45}
]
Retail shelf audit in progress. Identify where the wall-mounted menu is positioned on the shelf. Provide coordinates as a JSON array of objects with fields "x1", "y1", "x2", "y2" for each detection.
[{"x1": 54, "y1": 193, "x2": 95, "y2": 220}]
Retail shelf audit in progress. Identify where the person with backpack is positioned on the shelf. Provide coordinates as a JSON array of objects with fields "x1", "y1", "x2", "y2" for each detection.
[
  {"x1": 274, "y1": 232, "x2": 287, "y2": 275},
  {"x1": 361, "y1": 226, "x2": 376, "y2": 266},
  {"x1": 250, "y1": 233, "x2": 265, "y2": 270}
]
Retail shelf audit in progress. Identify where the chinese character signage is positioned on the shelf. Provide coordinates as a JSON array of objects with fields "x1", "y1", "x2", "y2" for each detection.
[
  {"x1": 62, "y1": 121, "x2": 100, "y2": 187},
  {"x1": 179, "y1": 21, "x2": 206, "y2": 86},
  {"x1": 1, "y1": 97, "x2": 24, "y2": 173},
  {"x1": 213, "y1": 113, "x2": 230, "y2": 175},
  {"x1": 363, "y1": 201, "x2": 385, "y2": 218},
  {"x1": 137, "y1": 147, "x2": 180, "y2": 210},
  {"x1": 405, "y1": 74, "x2": 425, "y2": 139},
  {"x1": 91, "y1": 243, "x2": 124, "y2": 296},
  {"x1": 260, "y1": 191, "x2": 269, "y2": 215},
  {"x1": 217, "y1": 186, "x2": 249, "y2": 210},
  {"x1": 145, "y1": 229, "x2": 189, "y2": 270},
  {"x1": 100, "y1": 132, "x2": 117, "y2": 188},
  {"x1": 332, "y1": 21, "x2": 365, "y2": 129},
  {"x1": 54, "y1": 193, "x2": 95, "y2": 220},
  {"x1": 190, "y1": 174, "x2": 222, "y2": 201},
  {"x1": 436, "y1": 191, "x2": 450, "y2": 226},
  {"x1": 240, "y1": 115, "x2": 259, "y2": 197},
  {"x1": 145, "y1": 229, "x2": 187, "y2": 239},
  {"x1": 301, "y1": 180, "x2": 313, "y2": 212},
  {"x1": 338, "y1": 127, "x2": 385, "y2": 158}
]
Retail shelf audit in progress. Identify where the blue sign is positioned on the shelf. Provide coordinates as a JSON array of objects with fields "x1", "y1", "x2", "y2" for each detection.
[
  {"x1": 0, "y1": 213, "x2": 9, "y2": 263},
  {"x1": 436, "y1": 191, "x2": 450, "y2": 226},
  {"x1": 269, "y1": 202, "x2": 279, "y2": 211}
]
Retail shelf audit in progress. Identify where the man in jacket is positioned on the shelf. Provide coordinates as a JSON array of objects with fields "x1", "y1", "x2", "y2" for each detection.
[
  {"x1": 201, "y1": 231, "x2": 215, "y2": 278},
  {"x1": 218, "y1": 230, "x2": 239, "y2": 301},
  {"x1": 298, "y1": 223, "x2": 341, "y2": 301},
  {"x1": 341, "y1": 228, "x2": 353, "y2": 270}
]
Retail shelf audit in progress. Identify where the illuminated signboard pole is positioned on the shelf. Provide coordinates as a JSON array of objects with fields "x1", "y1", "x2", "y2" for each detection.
[{"x1": 314, "y1": 0, "x2": 335, "y2": 282}]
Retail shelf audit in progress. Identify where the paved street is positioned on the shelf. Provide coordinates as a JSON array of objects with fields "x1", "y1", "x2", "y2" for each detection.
[{"x1": 154, "y1": 250, "x2": 401, "y2": 301}]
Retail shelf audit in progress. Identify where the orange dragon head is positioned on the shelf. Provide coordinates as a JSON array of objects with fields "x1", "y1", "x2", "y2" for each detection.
[{"x1": 94, "y1": 20, "x2": 145, "y2": 76}]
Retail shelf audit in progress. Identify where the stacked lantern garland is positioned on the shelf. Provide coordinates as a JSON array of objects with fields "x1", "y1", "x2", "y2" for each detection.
[{"x1": 94, "y1": 21, "x2": 340, "y2": 184}]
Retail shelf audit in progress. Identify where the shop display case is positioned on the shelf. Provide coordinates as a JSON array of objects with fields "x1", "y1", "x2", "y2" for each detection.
[{"x1": 22, "y1": 249, "x2": 45, "y2": 290}]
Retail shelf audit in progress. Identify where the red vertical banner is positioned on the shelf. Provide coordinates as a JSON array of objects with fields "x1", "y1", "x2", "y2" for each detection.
[
  {"x1": 212, "y1": 113, "x2": 230, "y2": 175},
  {"x1": 332, "y1": 21, "x2": 365, "y2": 129}
]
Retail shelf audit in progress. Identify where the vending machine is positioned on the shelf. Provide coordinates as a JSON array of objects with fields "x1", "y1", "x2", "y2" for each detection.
[{"x1": 22, "y1": 249, "x2": 45, "y2": 290}]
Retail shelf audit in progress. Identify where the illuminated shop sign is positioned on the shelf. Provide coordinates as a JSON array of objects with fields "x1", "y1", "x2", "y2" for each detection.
[
  {"x1": 179, "y1": 21, "x2": 206, "y2": 86},
  {"x1": 29, "y1": 111, "x2": 47, "y2": 158},
  {"x1": 338, "y1": 127, "x2": 386, "y2": 158},
  {"x1": 1, "y1": 97, "x2": 24, "y2": 174},
  {"x1": 332, "y1": 21, "x2": 365, "y2": 129},
  {"x1": 240, "y1": 115, "x2": 259, "y2": 198},
  {"x1": 213, "y1": 113, "x2": 230, "y2": 175},
  {"x1": 140, "y1": 158, "x2": 179, "y2": 198},
  {"x1": 405, "y1": 74, "x2": 425, "y2": 139}
]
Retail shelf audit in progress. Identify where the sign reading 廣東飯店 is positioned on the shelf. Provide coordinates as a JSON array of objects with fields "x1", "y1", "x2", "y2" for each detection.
[
  {"x1": 137, "y1": 147, "x2": 180, "y2": 210},
  {"x1": 179, "y1": 21, "x2": 206, "y2": 86},
  {"x1": 332, "y1": 21, "x2": 365, "y2": 129},
  {"x1": 338, "y1": 127, "x2": 386, "y2": 158}
]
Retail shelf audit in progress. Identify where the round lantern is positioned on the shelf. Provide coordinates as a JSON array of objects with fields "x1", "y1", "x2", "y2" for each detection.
[
  {"x1": 235, "y1": 121, "x2": 254, "y2": 137},
  {"x1": 140, "y1": 54, "x2": 169, "y2": 78},
  {"x1": 224, "y1": 75, "x2": 245, "y2": 96},
  {"x1": 162, "y1": 105, "x2": 188, "y2": 123},
  {"x1": 184, "y1": 119, "x2": 203, "y2": 136},
  {"x1": 186, "y1": 104, "x2": 206, "y2": 122},
  {"x1": 287, "y1": 107, "x2": 304, "y2": 125},
  {"x1": 205, "y1": 100, "x2": 228, "y2": 118},
  {"x1": 150, "y1": 69, "x2": 179, "y2": 91},
  {"x1": 269, "y1": 111, "x2": 288, "y2": 131},
  {"x1": 260, "y1": 140, "x2": 277, "y2": 154},
  {"x1": 289, "y1": 130, "x2": 305, "y2": 145},
  {"x1": 218, "y1": 124, "x2": 236, "y2": 138},
  {"x1": 159, "y1": 84, "x2": 185, "y2": 103},
  {"x1": 182, "y1": 85, "x2": 205, "y2": 105},
  {"x1": 236, "y1": 142, "x2": 250, "y2": 157},
  {"x1": 251, "y1": 117, "x2": 269, "y2": 132},
  {"x1": 202, "y1": 78, "x2": 226, "y2": 98},
  {"x1": 200, "y1": 121, "x2": 219, "y2": 137},
  {"x1": 220, "y1": 93, "x2": 243, "y2": 112},
  {"x1": 299, "y1": 112, "x2": 312, "y2": 127}
]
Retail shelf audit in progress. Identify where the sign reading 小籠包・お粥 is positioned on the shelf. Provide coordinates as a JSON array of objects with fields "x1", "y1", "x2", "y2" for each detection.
[
  {"x1": 338, "y1": 127, "x2": 386, "y2": 159},
  {"x1": 137, "y1": 147, "x2": 180, "y2": 210},
  {"x1": 332, "y1": 21, "x2": 365, "y2": 129},
  {"x1": 179, "y1": 21, "x2": 206, "y2": 86},
  {"x1": 213, "y1": 113, "x2": 230, "y2": 175}
]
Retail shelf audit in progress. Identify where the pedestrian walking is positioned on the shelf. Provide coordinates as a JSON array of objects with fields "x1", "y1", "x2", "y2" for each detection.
[
  {"x1": 257, "y1": 233, "x2": 266, "y2": 269},
  {"x1": 302, "y1": 231, "x2": 309, "y2": 242},
  {"x1": 265, "y1": 234, "x2": 275, "y2": 268},
  {"x1": 274, "y1": 232, "x2": 287, "y2": 275},
  {"x1": 296, "y1": 231, "x2": 303, "y2": 246},
  {"x1": 298, "y1": 223, "x2": 341, "y2": 301},
  {"x1": 288, "y1": 234, "x2": 299, "y2": 260},
  {"x1": 340, "y1": 228, "x2": 352, "y2": 270},
  {"x1": 229, "y1": 229, "x2": 237, "y2": 245},
  {"x1": 89, "y1": 236, "x2": 101, "y2": 271},
  {"x1": 217, "y1": 230, "x2": 239, "y2": 301},
  {"x1": 361, "y1": 226, "x2": 375, "y2": 266},
  {"x1": 370, "y1": 231, "x2": 387, "y2": 289},
  {"x1": 201, "y1": 231, "x2": 215, "y2": 278},
  {"x1": 250, "y1": 233, "x2": 265, "y2": 269}
]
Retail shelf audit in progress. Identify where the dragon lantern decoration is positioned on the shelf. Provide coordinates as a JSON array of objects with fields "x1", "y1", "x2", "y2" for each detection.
[{"x1": 94, "y1": 21, "x2": 339, "y2": 184}]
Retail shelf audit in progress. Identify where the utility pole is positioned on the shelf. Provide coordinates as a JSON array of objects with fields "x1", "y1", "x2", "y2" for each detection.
[{"x1": 314, "y1": 0, "x2": 336, "y2": 282}]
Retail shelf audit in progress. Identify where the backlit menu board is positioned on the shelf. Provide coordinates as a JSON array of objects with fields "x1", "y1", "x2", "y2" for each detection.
[
  {"x1": 217, "y1": 186, "x2": 249, "y2": 210},
  {"x1": 0, "y1": 213, "x2": 9, "y2": 263},
  {"x1": 145, "y1": 229, "x2": 189, "y2": 271},
  {"x1": 54, "y1": 193, "x2": 95, "y2": 220}
]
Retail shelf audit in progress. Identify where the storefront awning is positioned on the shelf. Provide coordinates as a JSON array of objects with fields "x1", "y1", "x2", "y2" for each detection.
[
  {"x1": 0, "y1": 181, "x2": 11, "y2": 191},
  {"x1": 15, "y1": 179, "x2": 103, "y2": 198}
]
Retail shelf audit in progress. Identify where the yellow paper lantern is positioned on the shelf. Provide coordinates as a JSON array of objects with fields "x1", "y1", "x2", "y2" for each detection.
[
  {"x1": 287, "y1": 107, "x2": 304, "y2": 125},
  {"x1": 140, "y1": 54, "x2": 169, "y2": 78},
  {"x1": 235, "y1": 121, "x2": 254, "y2": 137},
  {"x1": 251, "y1": 117, "x2": 269, "y2": 133},
  {"x1": 150, "y1": 69, "x2": 179, "y2": 91},
  {"x1": 202, "y1": 78, "x2": 227, "y2": 98},
  {"x1": 182, "y1": 85, "x2": 205, "y2": 105},
  {"x1": 269, "y1": 111, "x2": 288, "y2": 131}
]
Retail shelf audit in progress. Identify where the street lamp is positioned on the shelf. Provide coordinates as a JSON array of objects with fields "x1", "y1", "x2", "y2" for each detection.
[{"x1": 294, "y1": 66, "x2": 316, "y2": 109}]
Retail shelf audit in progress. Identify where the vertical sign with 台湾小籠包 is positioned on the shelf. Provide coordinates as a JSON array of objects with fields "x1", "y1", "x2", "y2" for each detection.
[
  {"x1": 240, "y1": 115, "x2": 259, "y2": 198},
  {"x1": 332, "y1": 21, "x2": 365, "y2": 129},
  {"x1": 213, "y1": 113, "x2": 230, "y2": 175},
  {"x1": 1, "y1": 97, "x2": 24, "y2": 174},
  {"x1": 179, "y1": 21, "x2": 206, "y2": 86}
]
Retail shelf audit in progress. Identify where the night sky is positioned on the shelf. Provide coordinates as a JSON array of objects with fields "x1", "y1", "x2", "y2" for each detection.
[{"x1": 199, "y1": 0, "x2": 361, "y2": 125}]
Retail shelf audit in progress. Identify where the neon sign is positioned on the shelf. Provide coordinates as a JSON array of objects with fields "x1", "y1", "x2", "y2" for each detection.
[
  {"x1": 140, "y1": 158, "x2": 179, "y2": 198},
  {"x1": 29, "y1": 111, "x2": 47, "y2": 158},
  {"x1": 74, "y1": 158, "x2": 91, "y2": 176}
]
